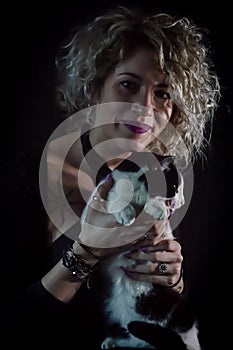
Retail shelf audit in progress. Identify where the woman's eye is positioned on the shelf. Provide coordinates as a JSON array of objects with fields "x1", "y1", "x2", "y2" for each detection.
[
  {"x1": 120, "y1": 81, "x2": 139, "y2": 92},
  {"x1": 154, "y1": 91, "x2": 171, "y2": 100}
]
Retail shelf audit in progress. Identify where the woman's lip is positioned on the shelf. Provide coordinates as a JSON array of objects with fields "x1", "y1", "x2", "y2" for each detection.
[{"x1": 120, "y1": 121, "x2": 151, "y2": 134}]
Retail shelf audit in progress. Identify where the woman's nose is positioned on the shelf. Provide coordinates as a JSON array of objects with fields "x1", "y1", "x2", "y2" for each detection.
[{"x1": 136, "y1": 90, "x2": 154, "y2": 112}]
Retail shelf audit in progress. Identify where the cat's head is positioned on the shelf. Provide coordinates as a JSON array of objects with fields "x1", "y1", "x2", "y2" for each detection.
[{"x1": 109, "y1": 152, "x2": 181, "y2": 200}]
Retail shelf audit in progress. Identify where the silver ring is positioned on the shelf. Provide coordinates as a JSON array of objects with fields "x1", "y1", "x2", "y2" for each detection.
[
  {"x1": 93, "y1": 195, "x2": 104, "y2": 203},
  {"x1": 157, "y1": 262, "x2": 168, "y2": 274}
]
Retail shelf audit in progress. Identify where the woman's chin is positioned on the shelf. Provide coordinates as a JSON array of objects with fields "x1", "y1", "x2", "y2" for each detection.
[{"x1": 125, "y1": 140, "x2": 150, "y2": 152}]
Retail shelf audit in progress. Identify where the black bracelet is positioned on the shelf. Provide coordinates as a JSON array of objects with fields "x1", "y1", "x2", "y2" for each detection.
[
  {"x1": 169, "y1": 268, "x2": 183, "y2": 288},
  {"x1": 78, "y1": 242, "x2": 105, "y2": 262},
  {"x1": 62, "y1": 244, "x2": 93, "y2": 280}
]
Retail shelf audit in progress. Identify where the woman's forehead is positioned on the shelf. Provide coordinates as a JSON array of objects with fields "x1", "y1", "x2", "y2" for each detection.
[{"x1": 113, "y1": 47, "x2": 167, "y2": 83}]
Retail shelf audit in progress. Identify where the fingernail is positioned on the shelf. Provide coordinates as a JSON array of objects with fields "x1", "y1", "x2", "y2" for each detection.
[
  {"x1": 105, "y1": 173, "x2": 111, "y2": 182},
  {"x1": 140, "y1": 246, "x2": 148, "y2": 252},
  {"x1": 120, "y1": 266, "x2": 133, "y2": 278},
  {"x1": 120, "y1": 265, "x2": 129, "y2": 272},
  {"x1": 125, "y1": 271, "x2": 133, "y2": 277},
  {"x1": 170, "y1": 199, "x2": 175, "y2": 207}
]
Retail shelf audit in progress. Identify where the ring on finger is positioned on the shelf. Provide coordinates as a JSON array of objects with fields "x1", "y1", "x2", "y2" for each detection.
[
  {"x1": 93, "y1": 195, "x2": 104, "y2": 203},
  {"x1": 90, "y1": 194, "x2": 106, "y2": 213},
  {"x1": 157, "y1": 262, "x2": 168, "y2": 274}
]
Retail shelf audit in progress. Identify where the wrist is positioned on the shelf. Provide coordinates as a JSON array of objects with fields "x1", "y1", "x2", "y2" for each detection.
[
  {"x1": 62, "y1": 242, "x2": 103, "y2": 290},
  {"x1": 73, "y1": 241, "x2": 103, "y2": 265}
]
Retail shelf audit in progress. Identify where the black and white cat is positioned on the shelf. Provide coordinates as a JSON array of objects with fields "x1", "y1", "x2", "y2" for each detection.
[{"x1": 82, "y1": 152, "x2": 201, "y2": 349}]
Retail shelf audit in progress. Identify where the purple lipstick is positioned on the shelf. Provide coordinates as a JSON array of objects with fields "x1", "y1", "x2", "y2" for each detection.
[{"x1": 121, "y1": 121, "x2": 151, "y2": 134}]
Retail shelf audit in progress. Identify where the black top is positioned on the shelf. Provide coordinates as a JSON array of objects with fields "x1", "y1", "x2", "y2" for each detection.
[
  {"x1": 0, "y1": 147, "x2": 186, "y2": 349},
  {"x1": 0, "y1": 149, "x2": 106, "y2": 347}
]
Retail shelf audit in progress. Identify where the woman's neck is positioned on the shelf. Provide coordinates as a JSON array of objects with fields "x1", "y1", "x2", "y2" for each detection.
[{"x1": 89, "y1": 128, "x2": 132, "y2": 170}]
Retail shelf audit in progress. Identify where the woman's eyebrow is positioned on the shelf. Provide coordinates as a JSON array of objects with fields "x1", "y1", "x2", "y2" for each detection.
[
  {"x1": 117, "y1": 72, "x2": 168, "y2": 88},
  {"x1": 117, "y1": 72, "x2": 142, "y2": 80}
]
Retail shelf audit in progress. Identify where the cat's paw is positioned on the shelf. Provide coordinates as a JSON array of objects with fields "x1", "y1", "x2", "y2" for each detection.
[
  {"x1": 144, "y1": 197, "x2": 169, "y2": 220},
  {"x1": 132, "y1": 187, "x2": 148, "y2": 205},
  {"x1": 101, "y1": 335, "x2": 155, "y2": 349},
  {"x1": 101, "y1": 337, "x2": 117, "y2": 348},
  {"x1": 113, "y1": 204, "x2": 136, "y2": 226}
]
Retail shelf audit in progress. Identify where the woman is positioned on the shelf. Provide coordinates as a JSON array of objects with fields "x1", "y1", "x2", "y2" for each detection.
[{"x1": 0, "y1": 5, "x2": 220, "y2": 348}]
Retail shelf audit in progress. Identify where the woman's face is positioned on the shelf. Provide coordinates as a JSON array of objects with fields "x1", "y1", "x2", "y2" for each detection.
[{"x1": 92, "y1": 46, "x2": 174, "y2": 153}]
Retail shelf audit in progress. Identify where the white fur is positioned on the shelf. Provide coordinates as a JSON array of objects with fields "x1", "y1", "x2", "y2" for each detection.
[
  {"x1": 101, "y1": 250, "x2": 201, "y2": 349},
  {"x1": 106, "y1": 166, "x2": 149, "y2": 226},
  {"x1": 101, "y1": 253, "x2": 164, "y2": 348},
  {"x1": 100, "y1": 167, "x2": 200, "y2": 349},
  {"x1": 80, "y1": 162, "x2": 200, "y2": 349},
  {"x1": 180, "y1": 324, "x2": 201, "y2": 350},
  {"x1": 107, "y1": 165, "x2": 185, "y2": 226}
]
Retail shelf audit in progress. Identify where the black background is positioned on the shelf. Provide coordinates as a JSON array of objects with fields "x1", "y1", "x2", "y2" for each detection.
[{"x1": 2, "y1": 1, "x2": 232, "y2": 348}]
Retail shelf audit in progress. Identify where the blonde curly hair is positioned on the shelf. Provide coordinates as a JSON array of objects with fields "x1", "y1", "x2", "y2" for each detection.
[{"x1": 56, "y1": 6, "x2": 220, "y2": 166}]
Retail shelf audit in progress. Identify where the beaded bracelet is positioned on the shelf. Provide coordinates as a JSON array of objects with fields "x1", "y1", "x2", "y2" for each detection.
[
  {"x1": 62, "y1": 245, "x2": 95, "y2": 287},
  {"x1": 78, "y1": 242, "x2": 105, "y2": 262}
]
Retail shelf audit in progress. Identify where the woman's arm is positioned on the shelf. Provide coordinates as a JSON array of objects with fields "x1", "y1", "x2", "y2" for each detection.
[
  {"x1": 41, "y1": 240, "x2": 100, "y2": 302},
  {"x1": 0, "y1": 151, "x2": 87, "y2": 337}
]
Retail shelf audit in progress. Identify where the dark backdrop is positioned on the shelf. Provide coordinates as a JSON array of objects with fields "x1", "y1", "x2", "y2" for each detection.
[{"x1": 3, "y1": 1, "x2": 232, "y2": 348}]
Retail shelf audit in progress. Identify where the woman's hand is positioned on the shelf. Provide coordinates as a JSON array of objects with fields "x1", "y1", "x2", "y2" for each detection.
[{"x1": 121, "y1": 236, "x2": 184, "y2": 292}]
